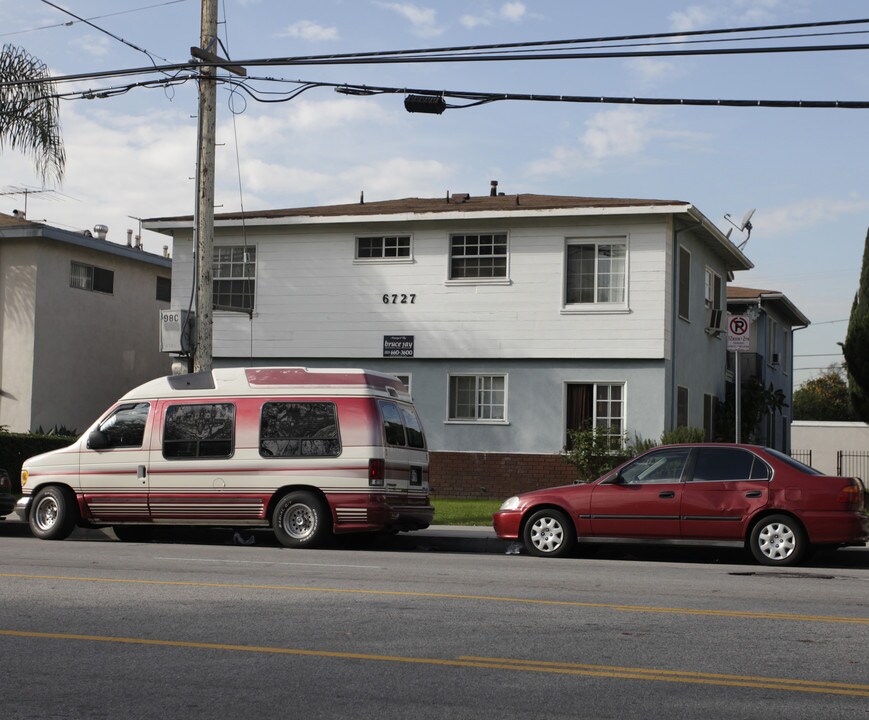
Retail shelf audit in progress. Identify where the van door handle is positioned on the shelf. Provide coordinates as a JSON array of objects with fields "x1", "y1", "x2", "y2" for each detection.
[
  {"x1": 745, "y1": 490, "x2": 762, "y2": 498},
  {"x1": 138, "y1": 465, "x2": 147, "y2": 481},
  {"x1": 659, "y1": 491, "x2": 676, "y2": 499}
]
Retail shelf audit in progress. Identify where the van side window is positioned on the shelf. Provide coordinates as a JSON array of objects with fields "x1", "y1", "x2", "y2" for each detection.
[
  {"x1": 98, "y1": 402, "x2": 150, "y2": 447},
  {"x1": 399, "y1": 405, "x2": 426, "y2": 449},
  {"x1": 379, "y1": 401, "x2": 407, "y2": 446},
  {"x1": 163, "y1": 403, "x2": 235, "y2": 459},
  {"x1": 259, "y1": 402, "x2": 340, "y2": 458}
]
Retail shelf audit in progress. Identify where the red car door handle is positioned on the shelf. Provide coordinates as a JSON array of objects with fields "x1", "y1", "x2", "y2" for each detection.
[
  {"x1": 745, "y1": 490, "x2": 762, "y2": 498},
  {"x1": 659, "y1": 491, "x2": 676, "y2": 498}
]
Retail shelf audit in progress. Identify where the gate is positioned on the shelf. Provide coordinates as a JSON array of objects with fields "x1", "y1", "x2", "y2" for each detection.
[{"x1": 837, "y1": 450, "x2": 869, "y2": 480}]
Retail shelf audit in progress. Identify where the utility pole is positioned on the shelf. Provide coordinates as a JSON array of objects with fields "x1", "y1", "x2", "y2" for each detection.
[
  {"x1": 191, "y1": 0, "x2": 245, "y2": 372},
  {"x1": 193, "y1": 0, "x2": 217, "y2": 372}
]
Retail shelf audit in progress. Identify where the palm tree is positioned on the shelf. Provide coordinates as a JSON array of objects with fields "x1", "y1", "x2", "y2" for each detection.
[{"x1": 0, "y1": 44, "x2": 65, "y2": 185}]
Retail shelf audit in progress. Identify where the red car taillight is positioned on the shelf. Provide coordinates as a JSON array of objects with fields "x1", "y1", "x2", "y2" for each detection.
[
  {"x1": 368, "y1": 458, "x2": 385, "y2": 487},
  {"x1": 837, "y1": 479, "x2": 864, "y2": 510}
]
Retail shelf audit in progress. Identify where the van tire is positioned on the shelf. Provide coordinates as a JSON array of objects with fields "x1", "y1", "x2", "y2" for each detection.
[
  {"x1": 29, "y1": 486, "x2": 79, "y2": 540},
  {"x1": 273, "y1": 491, "x2": 331, "y2": 548}
]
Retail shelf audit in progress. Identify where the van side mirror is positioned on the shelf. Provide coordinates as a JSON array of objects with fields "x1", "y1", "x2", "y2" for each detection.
[{"x1": 87, "y1": 429, "x2": 110, "y2": 450}]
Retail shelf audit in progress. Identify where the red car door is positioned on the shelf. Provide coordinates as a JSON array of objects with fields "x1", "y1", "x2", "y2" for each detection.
[
  {"x1": 589, "y1": 447, "x2": 691, "y2": 538},
  {"x1": 680, "y1": 447, "x2": 771, "y2": 540}
]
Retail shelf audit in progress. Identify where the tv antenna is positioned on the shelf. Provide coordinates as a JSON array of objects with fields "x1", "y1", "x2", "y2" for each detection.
[
  {"x1": 0, "y1": 185, "x2": 75, "y2": 218},
  {"x1": 724, "y1": 208, "x2": 755, "y2": 251}
]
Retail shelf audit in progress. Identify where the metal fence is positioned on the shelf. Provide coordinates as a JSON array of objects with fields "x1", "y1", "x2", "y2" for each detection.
[
  {"x1": 837, "y1": 450, "x2": 869, "y2": 480},
  {"x1": 789, "y1": 449, "x2": 812, "y2": 466}
]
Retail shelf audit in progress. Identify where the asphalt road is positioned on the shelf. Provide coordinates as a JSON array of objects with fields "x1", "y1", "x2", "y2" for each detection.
[{"x1": 1, "y1": 521, "x2": 867, "y2": 720}]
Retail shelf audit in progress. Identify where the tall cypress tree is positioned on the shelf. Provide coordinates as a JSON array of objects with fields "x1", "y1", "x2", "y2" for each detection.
[{"x1": 842, "y1": 228, "x2": 869, "y2": 422}]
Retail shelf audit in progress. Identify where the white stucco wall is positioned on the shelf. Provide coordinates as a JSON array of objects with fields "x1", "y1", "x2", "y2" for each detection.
[{"x1": 791, "y1": 421, "x2": 869, "y2": 475}]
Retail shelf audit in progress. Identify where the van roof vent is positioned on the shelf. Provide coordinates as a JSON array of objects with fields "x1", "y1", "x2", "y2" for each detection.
[{"x1": 386, "y1": 386, "x2": 399, "y2": 398}]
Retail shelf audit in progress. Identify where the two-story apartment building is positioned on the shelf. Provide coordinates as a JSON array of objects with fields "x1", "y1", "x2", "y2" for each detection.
[
  {"x1": 0, "y1": 213, "x2": 172, "y2": 434},
  {"x1": 145, "y1": 191, "x2": 752, "y2": 496},
  {"x1": 726, "y1": 286, "x2": 810, "y2": 452}
]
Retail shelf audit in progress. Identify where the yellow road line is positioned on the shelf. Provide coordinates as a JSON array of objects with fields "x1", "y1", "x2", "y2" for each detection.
[
  {"x1": 2, "y1": 572, "x2": 868, "y2": 625},
  {"x1": 1, "y1": 629, "x2": 867, "y2": 698}
]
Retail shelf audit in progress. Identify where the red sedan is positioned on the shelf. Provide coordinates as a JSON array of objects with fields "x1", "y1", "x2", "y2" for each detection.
[{"x1": 493, "y1": 444, "x2": 868, "y2": 565}]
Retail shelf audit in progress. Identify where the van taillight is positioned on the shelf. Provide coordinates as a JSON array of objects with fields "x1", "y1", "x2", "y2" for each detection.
[{"x1": 369, "y1": 459, "x2": 385, "y2": 487}]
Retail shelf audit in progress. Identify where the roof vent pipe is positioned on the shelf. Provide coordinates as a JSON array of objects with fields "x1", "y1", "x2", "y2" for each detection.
[
  {"x1": 126, "y1": 229, "x2": 133, "y2": 247},
  {"x1": 490, "y1": 180, "x2": 498, "y2": 197},
  {"x1": 93, "y1": 224, "x2": 108, "y2": 240}
]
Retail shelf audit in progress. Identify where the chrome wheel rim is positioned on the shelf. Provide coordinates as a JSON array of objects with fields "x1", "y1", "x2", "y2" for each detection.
[
  {"x1": 757, "y1": 521, "x2": 796, "y2": 561},
  {"x1": 530, "y1": 516, "x2": 564, "y2": 553},
  {"x1": 34, "y1": 495, "x2": 59, "y2": 532},
  {"x1": 283, "y1": 503, "x2": 317, "y2": 541}
]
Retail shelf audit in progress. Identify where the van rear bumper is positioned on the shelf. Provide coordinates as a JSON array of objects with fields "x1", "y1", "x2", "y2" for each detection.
[{"x1": 332, "y1": 493, "x2": 434, "y2": 533}]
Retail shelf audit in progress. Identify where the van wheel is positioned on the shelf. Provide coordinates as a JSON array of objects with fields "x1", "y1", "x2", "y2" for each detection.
[
  {"x1": 29, "y1": 486, "x2": 78, "y2": 540},
  {"x1": 112, "y1": 525, "x2": 154, "y2": 543},
  {"x1": 273, "y1": 492, "x2": 331, "y2": 548}
]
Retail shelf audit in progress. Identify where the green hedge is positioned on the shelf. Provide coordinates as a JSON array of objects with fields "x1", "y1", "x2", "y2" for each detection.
[{"x1": 0, "y1": 432, "x2": 78, "y2": 493}]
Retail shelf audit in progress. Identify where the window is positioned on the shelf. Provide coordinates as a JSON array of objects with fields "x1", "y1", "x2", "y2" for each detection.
[
  {"x1": 703, "y1": 394, "x2": 717, "y2": 441},
  {"x1": 676, "y1": 386, "x2": 689, "y2": 427},
  {"x1": 782, "y1": 330, "x2": 790, "y2": 374},
  {"x1": 565, "y1": 240, "x2": 626, "y2": 305},
  {"x1": 259, "y1": 402, "x2": 340, "y2": 457},
  {"x1": 767, "y1": 318, "x2": 780, "y2": 366},
  {"x1": 356, "y1": 236, "x2": 411, "y2": 259},
  {"x1": 163, "y1": 403, "x2": 235, "y2": 459},
  {"x1": 565, "y1": 383, "x2": 625, "y2": 447},
  {"x1": 393, "y1": 374, "x2": 411, "y2": 394},
  {"x1": 678, "y1": 247, "x2": 691, "y2": 321},
  {"x1": 379, "y1": 401, "x2": 426, "y2": 449},
  {"x1": 691, "y1": 448, "x2": 770, "y2": 482},
  {"x1": 617, "y1": 447, "x2": 691, "y2": 485},
  {"x1": 71, "y1": 261, "x2": 114, "y2": 294},
  {"x1": 156, "y1": 276, "x2": 171, "y2": 302},
  {"x1": 449, "y1": 233, "x2": 507, "y2": 279},
  {"x1": 93, "y1": 403, "x2": 150, "y2": 448},
  {"x1": 448, "y1": 374, "x2": 506, "y2": 421},
  {"x1": 213, "y1": 246, "x2": 256, "y2": 312},
  {"x1": 704, "y1": 268, "x2": 722, "y2": 310}
]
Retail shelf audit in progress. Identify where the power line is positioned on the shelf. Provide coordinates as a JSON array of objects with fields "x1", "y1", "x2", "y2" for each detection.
[
  {"x1": 38, "y1": 0, "x2": 174, "y2": 65},
  {"x1": 0, "y1": 0, "x2": 191, "y2": 39}
]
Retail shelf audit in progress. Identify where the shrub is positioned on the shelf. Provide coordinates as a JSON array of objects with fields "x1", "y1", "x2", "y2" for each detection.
[
  {"x1": 0, "y1": 431, "x2": 78, "y2": 493},
  {"x1": 661, "y1": 426, "x2": 706, "y2": 444}
]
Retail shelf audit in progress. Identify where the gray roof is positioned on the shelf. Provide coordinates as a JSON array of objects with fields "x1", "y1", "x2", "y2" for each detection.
[{"x1": 0, "y1": 213, "x2": 171, "y2": 269}]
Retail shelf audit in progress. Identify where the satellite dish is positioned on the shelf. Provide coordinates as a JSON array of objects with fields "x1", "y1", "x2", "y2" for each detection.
[{"x1": 739, "y1": 208, "x2": 756, "y2": 232}]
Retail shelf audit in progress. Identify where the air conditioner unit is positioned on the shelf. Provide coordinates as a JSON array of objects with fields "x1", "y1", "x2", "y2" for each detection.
[{"x1": 705, "y1": 308, "x2": 723, "y2": 335}]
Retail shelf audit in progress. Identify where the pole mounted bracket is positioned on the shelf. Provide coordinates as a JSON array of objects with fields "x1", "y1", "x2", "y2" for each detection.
[{"x1": 190, "y1": 46, "x2": 247, "y2": 77}]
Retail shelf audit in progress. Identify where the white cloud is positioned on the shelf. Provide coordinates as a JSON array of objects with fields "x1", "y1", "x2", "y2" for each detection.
[
  {"x1": 670, "y1": 5, "x2": 718, "y2": 32},
  {"x1": 461, "y1": 2, "x2": 527, "y2": 29},
  {"x1": 277, "y1": 20, "x2": 339, "y2": 42},
  {"x1": 756, "y1": 196, "x2": 869, "y2": 238},
  {"x1": 70, "y1": 34, "x2": 112, "y2": 58},
  {"x1": 374, "y1": 2, "x2": 444, "y2": 37},
  {"x1": 626, "y1": 58, "x2": 680, "y2": 84},
  {"x1": 527, "y1": 107, "x2": 706, "y2": 176}
]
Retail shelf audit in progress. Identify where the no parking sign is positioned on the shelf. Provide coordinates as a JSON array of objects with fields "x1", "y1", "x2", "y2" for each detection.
[{"x1": 727, "y1": 314, "x2": 750, "y2": 352}]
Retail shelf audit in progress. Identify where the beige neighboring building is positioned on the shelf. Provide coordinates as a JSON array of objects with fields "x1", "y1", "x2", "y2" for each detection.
[{"x1": 0, "y1": 212, "x2": 172, "y2": 434}]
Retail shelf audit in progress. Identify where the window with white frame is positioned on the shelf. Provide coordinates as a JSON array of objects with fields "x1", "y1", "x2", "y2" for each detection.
[
  {"x1": 356, "y1": 235, "x2": 411, "y2": 260},
  {"x1": 448, "y1": 374, "x2": 506, "y2": 422},
  {"x1": 449, "y1": 233, "x2": 508, "y2": 280},
  {"x1": 565, "y1": 239, "x2": 626, "y2": 305},
  {"x1": 565, "y1": 382, "x2": 625, "y2": 447},
  {"x1": 70, "y1": 261, "x2": 114, "y2": 294},
  {"x1": 704, "y1": 268, "x2": 722, "y2": 310},
  {"x1": 213, "y1": 246, "x2": 256, "y2": 312}
]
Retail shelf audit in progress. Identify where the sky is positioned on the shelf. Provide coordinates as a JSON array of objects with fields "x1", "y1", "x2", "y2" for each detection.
[{"x1": 1, "y1": 0, "x2": 868, "y2": 387}]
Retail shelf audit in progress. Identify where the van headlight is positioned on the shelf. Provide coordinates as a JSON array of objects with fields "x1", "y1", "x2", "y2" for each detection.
[{"x1": 499, "y1": 496, "x2": 521, "y2": 511}]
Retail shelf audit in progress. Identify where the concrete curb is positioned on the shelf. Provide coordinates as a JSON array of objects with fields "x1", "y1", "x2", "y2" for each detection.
[{"x1": 1, "y1": 519, "x2": 513, "y2": 554}]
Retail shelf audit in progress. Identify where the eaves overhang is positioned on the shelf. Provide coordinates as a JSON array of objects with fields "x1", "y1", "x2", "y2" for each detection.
[{"x1": 683, "y1": 205, "x2": 754, "y2": 272}]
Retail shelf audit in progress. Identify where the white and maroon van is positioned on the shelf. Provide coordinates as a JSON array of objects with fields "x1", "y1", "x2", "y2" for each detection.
[{"x1": 17, "y1": 367, "x2": 434, "y2": 547}]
